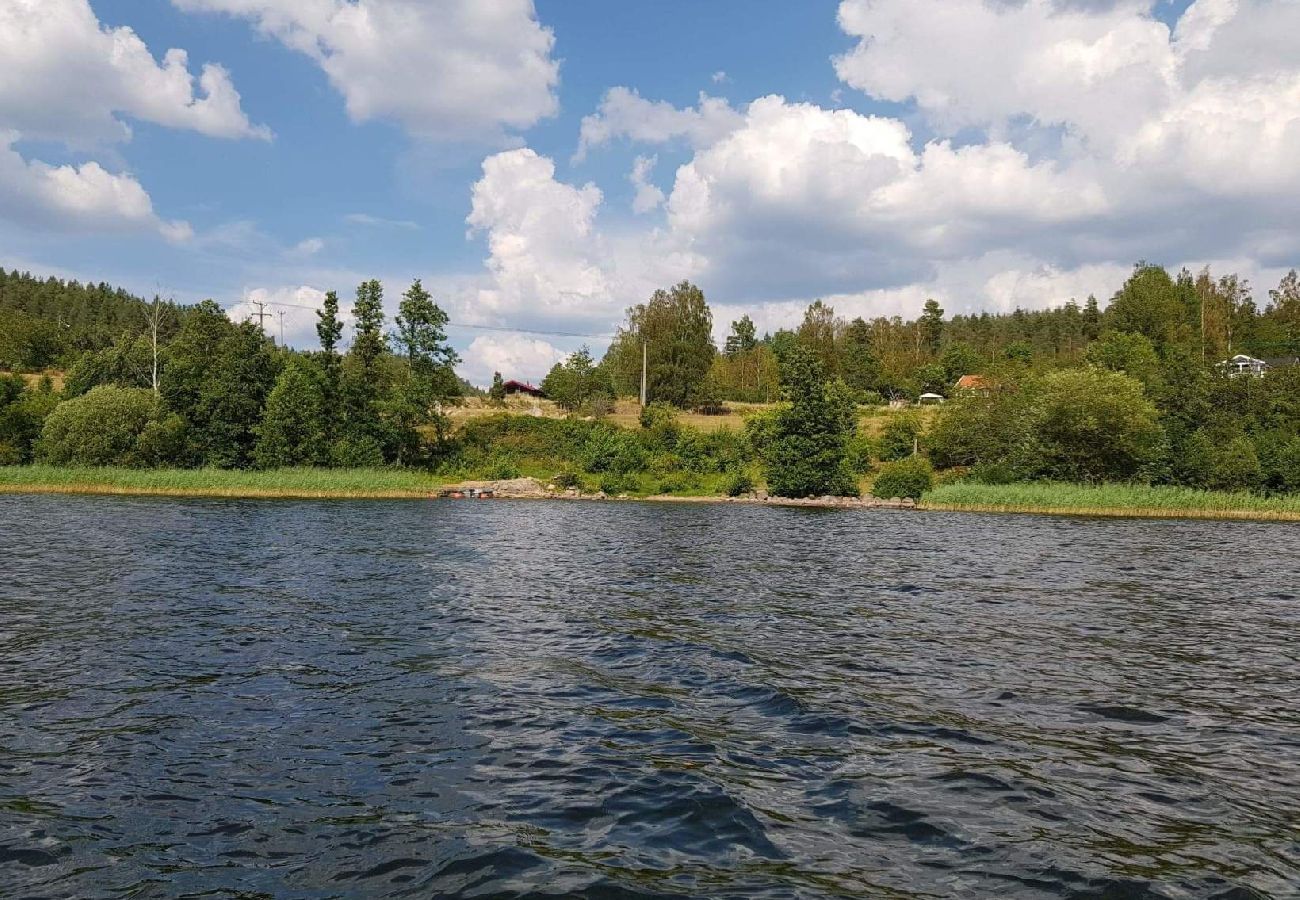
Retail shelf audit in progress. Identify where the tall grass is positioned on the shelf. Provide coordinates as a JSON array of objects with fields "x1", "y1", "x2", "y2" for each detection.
[
  {"x1": 923, "y1": 481, "x2": 1300, "y2": 521},
  {"x1": 0, "y1": 466, "x2": 444, "y2": 499}
]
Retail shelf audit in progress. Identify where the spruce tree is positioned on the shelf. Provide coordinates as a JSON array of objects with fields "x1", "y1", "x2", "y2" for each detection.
[
  {"x1": 920, "y1": 299, "x2": 945, "y2": 355},
  {"x1": 765, "y1": 346, "x2": 859, "y2": 497},
  {"x1": 489, "y1": 371, "x2": 507, "y2": 404}
]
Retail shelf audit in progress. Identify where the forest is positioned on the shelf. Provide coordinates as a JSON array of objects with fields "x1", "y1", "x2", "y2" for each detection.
[{"x1": 2, "y1": 263, "x2": 1299, "y2": 500}]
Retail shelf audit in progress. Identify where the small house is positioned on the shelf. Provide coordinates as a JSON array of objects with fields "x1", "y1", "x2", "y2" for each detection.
[
  {"x1": 954, "y1": 374, "x2": 992, "y2": 396},
  {"x1": 503, "y1": 379, "x2": 545, "y2": 397},
  {"x1": 1221, "y1": 354, "x2": 1268, "y2": 377},
  {"x1": 917, "y1": 392, "x2": 945, "y2": 405}
]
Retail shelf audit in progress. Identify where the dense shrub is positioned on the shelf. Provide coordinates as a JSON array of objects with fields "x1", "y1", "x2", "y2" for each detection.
[
  {"x1": 0, "y1": 375, "x2": 57, "y2": 464},
  {"x1": 872, "y1": 456, "x2": 934, "y2": 501},
  {"x1": 723, "y1": 469, "x2": 755, "y2": 497},
  {"x1": 329, "y1": 434, "x2": 385, "y2": 468},
  {"x1": 878, "y1": 413, "x2": 922, "y2": 461},
  {"x1": 36, "y1": 386, "x2": 159, "y2": 466}
]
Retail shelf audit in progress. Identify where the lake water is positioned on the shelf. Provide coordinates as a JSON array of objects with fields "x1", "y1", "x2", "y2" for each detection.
[{"x1": 1, "y1": 496, "x2": 1298, "y2": 898}]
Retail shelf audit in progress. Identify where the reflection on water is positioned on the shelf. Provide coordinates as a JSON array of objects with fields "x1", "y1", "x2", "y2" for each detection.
[{"x1": 1, "y1": 496, "x2": 1297, "y2": 897}]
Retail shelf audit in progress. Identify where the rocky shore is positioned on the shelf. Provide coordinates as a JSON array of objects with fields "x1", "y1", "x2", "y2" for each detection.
[{"x1": 437, "y1": 477, "x2": 916, "y2": 510}]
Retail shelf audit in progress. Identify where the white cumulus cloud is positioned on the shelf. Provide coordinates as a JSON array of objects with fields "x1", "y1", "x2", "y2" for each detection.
[
  {"x1": 172, "y1": 0, "x2": 559, "y2": 140},
  {"x1": 459, "y1": 333, "x2": 565, "y2": 386},
  {"x1": 575, "y1": 87, "x2": 744, "y2": 160},
  {"x1": 0, "y1": 0, "x2": 266, "y2": 238}
]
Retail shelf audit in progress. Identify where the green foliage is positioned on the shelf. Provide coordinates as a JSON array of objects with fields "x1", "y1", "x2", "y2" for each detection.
[
  {"x1": 542, "y1": 346, "x2": 612, "y2": 411},
  {"x1": 36, "y1": 386, "x2": 159, "y2": 467},
  {"x1": 489, "y1": 371, "x2": 506, "y2": 404},
  {"x1": 135, "y1": 413, "x2": 188, "y2": 468},
  {"x1": 840, "y1": 317, "x2": 880, "y2": 395},
  {"x1": 723, "y1": 469, "x2": 755, "y2": 497},
  {"x1": 919, "y1": 299, "x2": 944, "y2": 354},
  {"x1": 255, "y1": 358, "x2": 328, "y2": 468},
  {"x1": 63, "y1": 335, "x2": 155, "y2": 397},
  {"x1": 797, "y1": 300, "x2": 841, "y2": 375},
  {"x1": 872, "y1": 456, "x2": 934, "y2": 501},
  {"x1": 316, "y1": 290, "x2": 343, "y2": 357},
  {"x1": 0, "y1": 375, "x2": 58, "y2": 464},
  {"x1": 329, "y1": 434, "x2": 385, "y2": 468},
  {"x1": 938, "y1": 343, "x2": 982, "y2": 384},
  {"x1": 603, "y1": 281, "x2": 715, "y2": 407},
  {"x1": 765, "y1": 347, "x2": 859, "y2": 497},
  {"x1": 1030, "y1": 369, "x2": 1165, "y2": 482},
  {"x1": 929, "y1": 369, "x2": 1163, "y2": 483},
  {"x1": 724, "y1": 316, "x2": 757, "y2": 355},
  {"x1": 1106, "y1": 263, "x2": 1189, "y2": 350},
  {"x1": 350, "y1": 279, "x2": 387, "y2": 372},
  {"x1": 189, "y1": 322, "x2": 279, "y2": 468},
  {"x1": 878, "y1": 413, "x2": 922, "y2": 462},
  {"x1": 1086, "y1": 330, "x2": 1161, "y2": 388}
]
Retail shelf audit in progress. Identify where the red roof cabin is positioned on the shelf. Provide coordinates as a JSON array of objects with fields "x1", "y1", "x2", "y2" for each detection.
[
  {"x1": 954, "y1": 374, "x2": 993, "y2": 394},
  {"x1": 503, "y1": 379, "x2": 545, "y2": 398}
]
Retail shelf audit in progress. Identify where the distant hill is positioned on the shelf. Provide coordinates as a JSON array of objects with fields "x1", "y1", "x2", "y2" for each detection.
[{"x1": 0, "y1": 269, "x2": 189, "y2": 370}]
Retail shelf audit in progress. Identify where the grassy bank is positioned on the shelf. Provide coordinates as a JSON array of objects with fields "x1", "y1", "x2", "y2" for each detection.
[
  {"x1": 921, "y1": 481, "x2": 1300, "y2": 521},
  {"x1": 0, "y1": 465, "x2": 444, "y2": 500}
]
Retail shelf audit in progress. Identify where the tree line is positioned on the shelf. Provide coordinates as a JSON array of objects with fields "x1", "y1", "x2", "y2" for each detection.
[
  {"x1": 1, "y1": 276, "x2": 460, "y2": 468},
  {"x1": 3, "y1": 262, "x2": 1300, "y2": 499}
]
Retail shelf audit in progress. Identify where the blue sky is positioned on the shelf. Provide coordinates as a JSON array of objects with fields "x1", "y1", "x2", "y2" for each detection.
[{"x1": 1, "y1": 0, "x2": 1295, "y2": 383}]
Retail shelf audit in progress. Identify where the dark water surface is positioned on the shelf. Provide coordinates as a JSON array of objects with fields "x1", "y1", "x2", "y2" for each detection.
[{"x1": 1, "y1": 497, "x2": 1298, "y2": 898}]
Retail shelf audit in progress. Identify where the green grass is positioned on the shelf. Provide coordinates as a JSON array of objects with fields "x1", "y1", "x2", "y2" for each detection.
[
  {"x1": 922, "y1": 481, "x2": 1300, "y2": 521},
  {"x1": 0, "y1": 465, "x2": 445, "y2": 499}
]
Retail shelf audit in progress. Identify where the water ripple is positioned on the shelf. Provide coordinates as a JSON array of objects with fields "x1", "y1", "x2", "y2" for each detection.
[{"x1": 1, "y1": 497, "x2": 1297, "y2": 897}]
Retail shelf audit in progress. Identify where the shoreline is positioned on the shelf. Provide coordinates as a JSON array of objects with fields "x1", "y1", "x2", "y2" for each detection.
[
  {"x1": 919, "y1": 501, "x2": 1300, "y2": 522},
  {"x1": 3, "y1": 470, "x2": 1297, "y2": 521}
]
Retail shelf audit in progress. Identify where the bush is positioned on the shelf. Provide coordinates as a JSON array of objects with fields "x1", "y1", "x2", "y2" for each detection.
[
  {"x1": 878, "y1": 413, "x2": 921, "y2": 462},
  {"x1": 582, "y1": 427, "x2": 647, "y2": 474},
  {"x1": 483, "y1": 454, "x2": 522, "y2": 480},
  {"x1": 329, "y1": 434, "x2": 385, "y2": 468},
  {"x1": 135, "y1": 413, "x2": 188, "y2": 467},
  {"x1": 598, "y1": 473, "x2": 628, "y2": 495},
  {"x1": 872, "y1": 456, "x2": 934, "y2": 501},
  {"x1": 552, "y1": 471, "x2": 581, "y2": 488},
  {"x1": 723, "y1": 469, "x2": 755, "y2": 497},
  {"x1": 1206, "y1": 436, "x2": 1261, "y2": 492},
  {"x1": 971, "y1": 461, "x2": 1018, "y2": 485},
  {"x1": 845, "y1": 433, "x2": 876, "y2": 475},
  {"x1": 638, "y1": 401, "x2": 677, "y2": 430},
  {"x1": 36, "y1": 386, "x2": 158, "y2": 467}
]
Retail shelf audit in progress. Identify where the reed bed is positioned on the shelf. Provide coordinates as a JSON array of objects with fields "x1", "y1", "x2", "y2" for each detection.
[
  {"x1": 922, "y1": 481, "x2": 1300, "y2": 521},
  {"x1": 0, "y1": 466, "x2": 443, "y2": 500}
]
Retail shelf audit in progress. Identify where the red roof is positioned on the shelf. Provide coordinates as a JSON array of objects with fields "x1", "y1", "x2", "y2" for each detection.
[
  {"x1": 503, "y1": 379, "x2": 544, "y2": 396},
  {"x1": 955, "y1": 374, "x2": 992, "y2": 391}
]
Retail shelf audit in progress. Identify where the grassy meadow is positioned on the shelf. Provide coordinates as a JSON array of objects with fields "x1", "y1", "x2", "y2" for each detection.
[{"x1": 922, "y1": 481, "x2": 1300, "y2": 521}]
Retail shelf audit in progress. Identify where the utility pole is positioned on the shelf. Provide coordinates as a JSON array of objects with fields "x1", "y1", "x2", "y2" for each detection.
[
  {"x1": 250, "y1": 298, "x2": 269, "y2": 335},
  {"x1": 277, "y1": 309, "x2": 286, "y2": 346},
  {"x1": 640, "y1": 338, "x2": 648, "y2": 407}
]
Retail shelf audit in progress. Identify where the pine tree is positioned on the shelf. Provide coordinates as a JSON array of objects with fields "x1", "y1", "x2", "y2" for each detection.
[
  {"x1": 920, "y1": 299, "x2": 945, "y2": 355},
  {"x1": 1083, "y1": 294, "x2": 1101, "y2": 340},
  {"x1": 489, "y1": 371, "x2": 507, "y2": 404}
]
